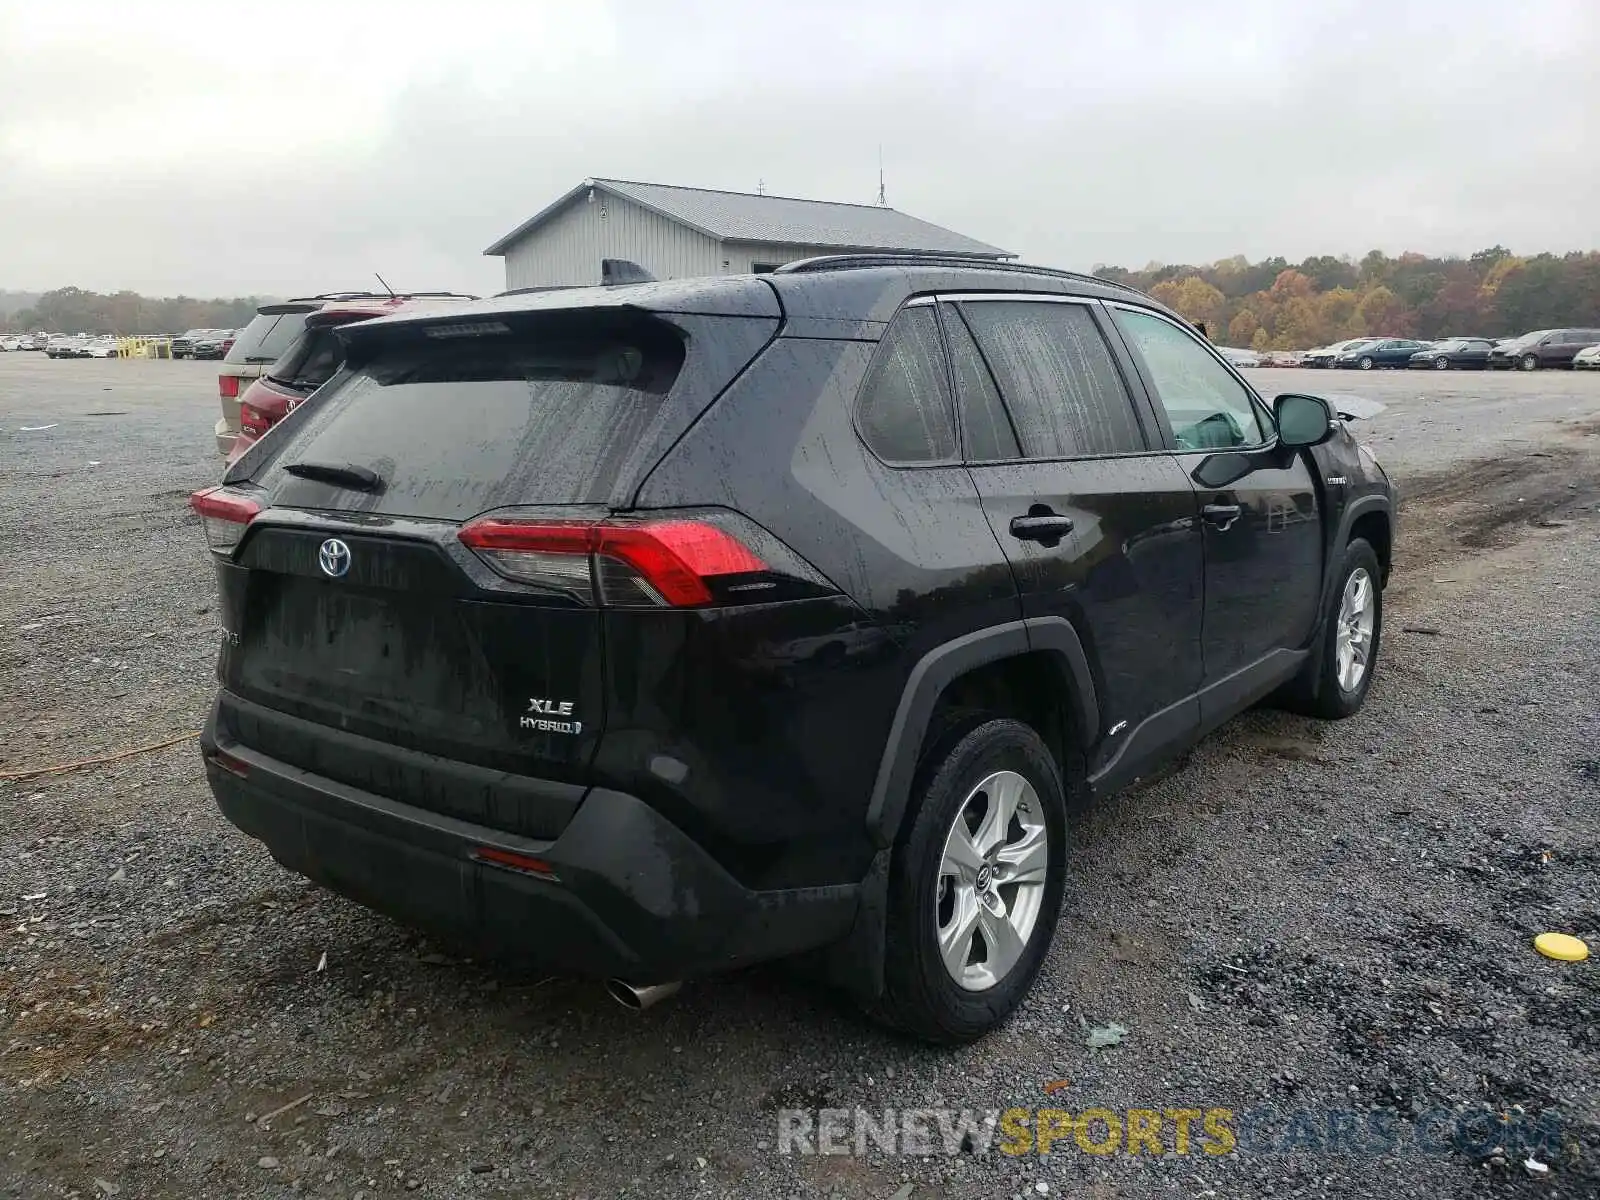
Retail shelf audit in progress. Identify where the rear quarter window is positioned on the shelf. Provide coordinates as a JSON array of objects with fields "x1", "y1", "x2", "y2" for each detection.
[
  {"x1": 256, "y1": 314, "x2": 685, "y2": 521},
  {"x1": 854, "y1": 307, "x2": 958, "y2": 464}
]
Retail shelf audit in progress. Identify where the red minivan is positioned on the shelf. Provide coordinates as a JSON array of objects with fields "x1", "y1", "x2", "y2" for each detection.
[{"x1": 226, "y1": 294, "x2": 477, "y2": 463}]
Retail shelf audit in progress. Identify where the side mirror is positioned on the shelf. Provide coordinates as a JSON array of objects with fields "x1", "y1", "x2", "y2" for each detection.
[{"x1": 1274, "y1": 393, "x2": 1334, "y2": 448}]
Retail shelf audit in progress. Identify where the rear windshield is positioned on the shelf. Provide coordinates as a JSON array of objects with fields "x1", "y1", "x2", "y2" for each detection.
[
  {"x1": 266, "y1": 326, "x2": 346, "y2": 391},
  {"x1": 257, "y1": 315, "x2": 685, "y2": 521},
  {"x1": 227, "y1": 311, "x2": 312, "y2": 365}
]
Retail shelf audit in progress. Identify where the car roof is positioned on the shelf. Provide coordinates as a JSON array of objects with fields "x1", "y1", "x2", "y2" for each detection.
[{"x1": 343, "y1": 255, "x2": 1179, "y2": 341}]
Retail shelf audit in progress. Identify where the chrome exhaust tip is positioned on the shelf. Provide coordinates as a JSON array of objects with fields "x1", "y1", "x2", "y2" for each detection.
[{"x1": 605, "y1": 979, "x2": 682, "y2": 1011}]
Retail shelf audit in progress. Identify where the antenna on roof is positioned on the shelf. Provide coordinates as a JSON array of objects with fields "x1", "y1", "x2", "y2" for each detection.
[
  {"x1": 877, "y1": 146, "x2": 886, "y2": 207},
  {"x1": 374, "y1": 273, "x2": 396, "y2": 298},
  {"x1": 757, "y1": 178, "x2": 766, "y2": 196}
]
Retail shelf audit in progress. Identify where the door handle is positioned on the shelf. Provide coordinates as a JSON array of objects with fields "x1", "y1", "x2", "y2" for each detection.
[
  {"x1": 1201, "y1": 503, "x2": 1243, "y2": 531},
  {"x1": 1009, "y1": 509, "x2": 1075, "y2": 545}
]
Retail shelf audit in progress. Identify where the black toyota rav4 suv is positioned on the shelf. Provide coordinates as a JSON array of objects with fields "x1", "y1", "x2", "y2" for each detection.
[{"x1": 193, "y1": 255, "x2": 1396, "y2": 1043}]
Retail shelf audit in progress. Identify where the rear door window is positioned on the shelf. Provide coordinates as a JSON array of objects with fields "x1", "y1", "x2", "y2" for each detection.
[
  {"x1": 942, "y1": 304, "x2": 1020, "y2": 461},
  {"x1": 257, "y1": 314, "x2": 685, "y2": 521},
  {"x1": 227, "y1": 311, "x2": 312, "y2": 365},
  {"x1": 854, "y1": 306, "x2": 958, "y2": 463},
  {"x1": 958, "y1": 299, "x2": 1146, "y2": 459}
]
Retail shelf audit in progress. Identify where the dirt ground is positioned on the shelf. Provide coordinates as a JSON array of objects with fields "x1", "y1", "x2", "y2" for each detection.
[{"x1": 2, "y1": 358, "x2": 1597, "y2": 1199}]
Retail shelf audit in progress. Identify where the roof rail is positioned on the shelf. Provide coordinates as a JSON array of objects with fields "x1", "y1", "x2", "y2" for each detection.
[
  {"x1": 285, "y1": 291, "x2": 480, "y2": 302},
  {"x1": 772, "y1": 253, "x2": 1146, "y2": 296},
  {"x1": 494, "y1": 285, "x2": 586, "y2": 297}
]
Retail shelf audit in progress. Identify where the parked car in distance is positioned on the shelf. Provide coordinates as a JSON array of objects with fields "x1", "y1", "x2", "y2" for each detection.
[
  {"x1": 216, "y1": 293, "x2": 476, "y2": 456},
  {"x1": 1408, "y1": 337, "x2": 1494, "y2": 370},
  {"x1": 172, "y1": 328, "x2": 226, "y2": 360},
  {"x1": 1572, "y1": 345, "x2": 1600, "y2": 370},
  {"x1": 227, "y1": 293, "x2": 480, "y2": 462},
  {"x1": 1217, "y1": 346, "x2": 1261, "y2": 368},
  {"x1": 1487, "y1": 328, "x2": 1600, "y2": 370},
  {"x1": 1262, "y1": 350, "x2": 1304, "y2": 367},
  {"x1": 81, "y1": 336, "x2": 120, "y2": 358},
  {"x1": 1335, "y1": 338, "x2": 1428, "y2": 370},
  {"x1": 195, "y1": 254, "x2": 1396, "y2": 1043},
  {"x1": 0, "y1": 335, "x2": 26, "y2": 351},
  {"x1": 192, "y1": 330, "x2": 237, "y2": 360},
  {"x1": 46, "y1": 335, "x2": 85, "y2": 358},
  {"x1": 1302, "y1": 338, "x2": 1372, "y2": 368}
]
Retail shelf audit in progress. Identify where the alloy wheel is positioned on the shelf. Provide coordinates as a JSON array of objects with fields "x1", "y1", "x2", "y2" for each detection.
[
  {"x1": 1335, "y1": 567, "x2": 1376, "y2": 693},
  {"x1": 1434, "y1": 356, "x2": 1450, "y2": 370},
  {"x1": 935, "y1": 770, "x2": 1050, "y2": 991}
]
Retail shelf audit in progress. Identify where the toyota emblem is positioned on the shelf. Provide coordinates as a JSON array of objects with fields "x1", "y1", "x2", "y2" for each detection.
[{"x1": 318, "y1": 538, "x2": 352, "y2": 578}]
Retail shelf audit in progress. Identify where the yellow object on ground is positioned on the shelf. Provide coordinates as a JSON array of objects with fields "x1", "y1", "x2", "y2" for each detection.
[{"x1": 1533, "y1": 932, "x2": 1590, "y2": 962}]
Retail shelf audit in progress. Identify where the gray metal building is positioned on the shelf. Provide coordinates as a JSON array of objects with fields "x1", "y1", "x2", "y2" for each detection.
[{"x1": 483, "y1": 178, "x2": 1012, "y2": 290}]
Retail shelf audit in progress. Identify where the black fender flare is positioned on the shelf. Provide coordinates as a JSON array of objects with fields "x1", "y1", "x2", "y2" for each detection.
[
  {"x1": 1323, "y1": 494, "x2": 1392, "y2": 608},
  {"x1": 1305, "y1": 493, "x2": 1393, "y2": 681},
  {"x1": 864, "y1": 616, "x2": 1099, "y2": 849},
  {"x1": 824, "y1": 618, "x2": 1098, "y2": 1002}
]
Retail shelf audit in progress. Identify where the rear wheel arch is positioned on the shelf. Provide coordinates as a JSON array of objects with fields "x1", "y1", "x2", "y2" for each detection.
[{"x1": 866, "y1": 622, "x2": 1098, "y2": 851}]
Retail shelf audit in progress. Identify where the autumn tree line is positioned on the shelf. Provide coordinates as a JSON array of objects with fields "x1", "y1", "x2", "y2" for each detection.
[
  {"x1": 1094, "y1": 247, "x2": 1600, "y2": 351},
  {"x1": 0, "y1": 287, "x2": 267, "y2": 336}
]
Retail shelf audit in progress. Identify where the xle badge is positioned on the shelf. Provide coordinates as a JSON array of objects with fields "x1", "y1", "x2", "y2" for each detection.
[{"x1": 521, "y1": 697, "x2": 582, "y2": 736}]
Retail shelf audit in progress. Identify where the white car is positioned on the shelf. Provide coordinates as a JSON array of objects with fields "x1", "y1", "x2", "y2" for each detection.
[
  {"x1": 1573, "y1": 345, "x2": 1600, "y2": 371},
  {"x1": 0, "y1": 336, "x2": 24, "y2": 351},
  {"x1": 81, "y1": 337, "x2": 120, "y2": 358},
  {"x1": 1218, "y1": 346, "x2": 1262, "y2": 368}
]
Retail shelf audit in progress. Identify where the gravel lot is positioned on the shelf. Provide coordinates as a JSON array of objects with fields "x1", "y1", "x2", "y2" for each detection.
[{"x1": 3, "y1": 355, "x2": 1598, "y2": 1200}]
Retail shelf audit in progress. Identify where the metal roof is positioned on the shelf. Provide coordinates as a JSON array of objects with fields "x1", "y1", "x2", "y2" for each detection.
[{"x1": 482, "y1": 178, "x2": 1012, "y2": 259}]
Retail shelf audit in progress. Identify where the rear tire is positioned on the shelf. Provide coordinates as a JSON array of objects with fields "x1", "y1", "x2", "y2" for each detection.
[
  {"x1": 874, "y1": 718, "x2": 1071, "y2": 1044},
  {"x1": 1280, "y1": 538, "x2": 1383, "y2": 719}
]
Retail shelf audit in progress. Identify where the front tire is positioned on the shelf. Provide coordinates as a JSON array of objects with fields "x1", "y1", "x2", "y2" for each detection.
[
  {"x1": 876, "y1": 719, "x2": 1070, "y2": 1043},
  {"x1": 1434, "y1": 356, "x2": 1450, "y2": 370},
  {"x1": 1281, "y1": 538, "x2": 1383, "y2": 719},
  {"x1": 1520, "y1": 354, "x2": 1540, "y2": 371},
  {"x1": 1359, "y1": 356, "x2": 1375, "y2": 370}
]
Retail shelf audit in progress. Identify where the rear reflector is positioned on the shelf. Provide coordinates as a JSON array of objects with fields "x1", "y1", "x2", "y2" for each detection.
[
  {"x1": 218, "y1": 375, "x2": 240, "y2": 399},
  {"x1": 459, "y1": 513, "x2": 797, "y2": 607},
  {"x1": 471, "y1": 847, "x2": 560, "y2": 880},
  {"x1": 206, "y1": 748, "x2": 250, "y2": 779},
  {"x1": 189, "y1": 487, "x2": 262, "y2": 554}
]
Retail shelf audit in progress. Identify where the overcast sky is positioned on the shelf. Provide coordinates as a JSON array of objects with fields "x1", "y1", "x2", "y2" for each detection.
[{"x1": 1, "y1": 0, "x2": 1596, "y2": 297}]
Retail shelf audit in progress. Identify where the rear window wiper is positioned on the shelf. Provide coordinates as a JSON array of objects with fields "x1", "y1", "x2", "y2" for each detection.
[
  {"x1": 282, "y1": 461, "x2": 385, "y2": 491},
  {"x1": 266, "y1": 375, "x2": 319, "y2": 392}
]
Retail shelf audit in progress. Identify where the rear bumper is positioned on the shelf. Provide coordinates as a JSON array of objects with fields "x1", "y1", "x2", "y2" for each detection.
[{"x1": 201, "y1": 697, "x2": 858, "y2": 981}]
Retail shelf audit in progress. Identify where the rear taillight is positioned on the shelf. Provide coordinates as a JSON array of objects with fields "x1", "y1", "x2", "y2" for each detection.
[
  {"x1": 189, "y1": 487, "x2": 261, "y2": 554},
  {"x1": 219, "y1": 375, "x2": 240, "y2": 399},
  {"x1": 458, "y1": 511, "x2": 831, "y2": 608},
  {"x1": 239, "y1": 401, "x2": 270, "y2": 436}
]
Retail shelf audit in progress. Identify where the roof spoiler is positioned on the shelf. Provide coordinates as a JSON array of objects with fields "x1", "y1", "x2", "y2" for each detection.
[{"x1": 601, "y1": 259, "x2": 655, "y2": 286}]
